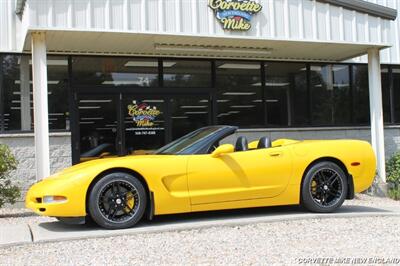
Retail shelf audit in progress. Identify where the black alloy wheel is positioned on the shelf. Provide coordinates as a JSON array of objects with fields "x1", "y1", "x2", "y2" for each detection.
[
  {"x1": 88, "y1": 172, "x2": 147, "y2": 229},
  {"x1": 301, "y1": 162, "x2": 348, "y2": 213}
]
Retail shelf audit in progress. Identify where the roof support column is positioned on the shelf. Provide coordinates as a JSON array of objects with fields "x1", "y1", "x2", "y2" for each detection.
[
  {"x1": 368, "y1": 48, "x2": 386, "y2": 183},
  {"x1": 19, "y1": 56, "x2": 31, "y2": 131},
  {"x1": 31, "y1": 32, "x2": 50, "y2": 180}
]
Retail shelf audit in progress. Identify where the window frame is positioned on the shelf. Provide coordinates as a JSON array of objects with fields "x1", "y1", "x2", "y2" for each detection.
[{"x1": 1, "y1": 53, "x2": 400, "y2": 134}]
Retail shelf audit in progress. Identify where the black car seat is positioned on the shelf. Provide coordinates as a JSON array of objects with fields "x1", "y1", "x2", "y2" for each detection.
[
  {"x1": 257, "y1": 136, "x2": 272, "y2": 149},
  {"x1": 235, "y1": 136, "x2": 248, "y2": 152}
]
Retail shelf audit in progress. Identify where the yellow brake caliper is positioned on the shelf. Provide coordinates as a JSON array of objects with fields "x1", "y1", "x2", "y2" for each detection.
[
  {"x1": 311, "y1": 180, "x2": 317, "y2": 194},
  {"x1": 124, "y1": 192, "x2": 135, "y2": 212}
]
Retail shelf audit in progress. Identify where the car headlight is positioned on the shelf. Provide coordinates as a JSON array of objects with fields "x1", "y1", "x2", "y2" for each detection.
[{"x1": 43, "y1": 196, "x2": 67, "y2": 203}]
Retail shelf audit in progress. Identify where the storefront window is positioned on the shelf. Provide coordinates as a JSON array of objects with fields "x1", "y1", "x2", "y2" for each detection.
[
  {"x1": 265, "y1": 62, "x2": 306, "y2": 127},
  {"x1": 72, "y1": 57, "x2": 159, "y2": 87},
  {"x1": 215, "y1": 61, "x2": 263, "y2": 127},
  {"x1": 163, "y1": 60, "x2": 211, "y2": 87},
  {"x1": 2, "y1": 54, "x2": 400, "y2": 135},
  {"x1": 0, "y1": 54, "x2": 69, "y2": 132},
  {"x1": 352, "y1": 65, "x2": 370, "y2": 124},
  {"x1": 393, "y1": 67, "x2": 400, "y2": 123},
  {"x1": 79, "y1": 95, "x2": 118, "y2": 161},
  {"x1": 47, "y1": 56, "x2": 69, "y2": 130},
  {"x1": 1, "y1": 54, "x2": 24, "y2": 131},
  {"x1": 381, "y1": 66, "x2": 391, "y2": 123},
  {"x1": 310, "y1": 64, "x2": 351, "y2": 125},
  {"x1": 170, "y1": 97, "x2": 210, "y2": 139}
]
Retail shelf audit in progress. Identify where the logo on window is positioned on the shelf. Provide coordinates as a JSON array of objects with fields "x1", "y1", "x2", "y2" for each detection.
[
  {"x1": 208, "y1": 0, "x2": 262, "y2": 31},
  {"x1": 127, "y1": 101, "x2": 161, "y2": 127}
]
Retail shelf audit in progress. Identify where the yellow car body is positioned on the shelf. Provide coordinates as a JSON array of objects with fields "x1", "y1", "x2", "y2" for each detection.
[{"x1": 26, "y1": 129, "x2": 376, "y2": 222}]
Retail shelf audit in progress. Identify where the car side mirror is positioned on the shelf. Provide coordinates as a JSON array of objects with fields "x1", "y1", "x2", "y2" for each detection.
[
  {"x1": 99, "y1": 152, "x2": 111, "y2": 158},
  {"x1": 211, "y1": 144, "x2": 234, "y2": 158}
]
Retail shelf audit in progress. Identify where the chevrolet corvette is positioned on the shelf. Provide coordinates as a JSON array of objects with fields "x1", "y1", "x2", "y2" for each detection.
[{"x1": 26, "y1": 126, "x2": 376, "y2": 229}]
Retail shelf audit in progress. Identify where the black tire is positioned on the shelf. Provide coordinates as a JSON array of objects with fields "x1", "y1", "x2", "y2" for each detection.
[
  {"x1": 301, "y1": 162, "x2": 348, "y2": 213},
  {"x1": 88, "y1": 172, "x2": 147, "y2": 229}
]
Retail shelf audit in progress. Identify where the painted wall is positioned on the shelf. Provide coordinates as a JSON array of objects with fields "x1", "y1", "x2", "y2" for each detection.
[{"x1": 1, "y1": 0, "x2": 399, "y2": 64}]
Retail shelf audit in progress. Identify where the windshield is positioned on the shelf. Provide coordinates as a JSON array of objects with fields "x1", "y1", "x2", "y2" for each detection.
[{"x1": 155, "y1": 127, "x2": 223, "y2": 155}]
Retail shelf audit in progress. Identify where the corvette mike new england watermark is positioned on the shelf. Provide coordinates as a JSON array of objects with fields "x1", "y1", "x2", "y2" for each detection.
[{"x1": 295, "y1": 257, "x2": 400, "y2": 264}]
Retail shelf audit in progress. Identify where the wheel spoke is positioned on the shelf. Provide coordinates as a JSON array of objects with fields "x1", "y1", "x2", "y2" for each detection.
[
  {"x1": 327, "y1": 173, "x2": 339, "y2": 186},
  {"x1": 123, "y1": 204, "x2": 133, "y2": 214},
  {"x1": 322, "y1": 193, "x2": 328, "y2": 205},
  {"x1": 111, "y1": 183, "x2": 117, "y2": 197},
  {"x1": 327, "y1": 190, "x2": 339, "y2": 197},
  {"x1": 315, "y1": 172, "x2": 324, "y2": 182},
  {"x1": 108, "y1": 205, "x2": 116, "y2": 217},
  {"x1": 100, "y1": 196, "x2": 111, "y2": 205},
  {"x1": 111, "y1": 208, "x2": 118, "y2": 219}
]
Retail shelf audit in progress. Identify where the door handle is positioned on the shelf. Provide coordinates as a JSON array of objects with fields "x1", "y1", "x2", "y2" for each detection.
[{"x1": 268, "y1": 152, "x2": 282, "y2": 157}]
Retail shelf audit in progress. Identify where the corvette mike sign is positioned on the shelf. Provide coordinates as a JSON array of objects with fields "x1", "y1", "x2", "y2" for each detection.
[{"x1": 208, "y1": 0, "x2": 262, "y2": 31}]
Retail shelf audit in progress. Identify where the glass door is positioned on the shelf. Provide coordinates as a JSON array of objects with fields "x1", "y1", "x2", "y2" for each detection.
[{"x1": 78, "y1": 94, "x2": 120, "y2": 162}]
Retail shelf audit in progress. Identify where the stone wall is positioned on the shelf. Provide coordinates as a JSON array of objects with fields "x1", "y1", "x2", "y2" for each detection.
[{"x1": 0, "y1": 132, "x2": 72, "y2": 197}]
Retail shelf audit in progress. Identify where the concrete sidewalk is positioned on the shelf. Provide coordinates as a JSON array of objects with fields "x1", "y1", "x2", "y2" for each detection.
[{"x1": 1, "y1": 204, "x2": 400, "y2": 248}]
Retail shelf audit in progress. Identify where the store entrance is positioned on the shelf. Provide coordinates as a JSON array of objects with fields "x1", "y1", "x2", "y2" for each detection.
[{"x1": 74, "y1": 93, "x2": 211, "y2": 163}]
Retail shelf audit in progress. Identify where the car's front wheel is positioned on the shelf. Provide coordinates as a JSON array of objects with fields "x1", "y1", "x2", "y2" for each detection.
[
  {"x1": 301, "y1": 162, "x2": 348, "y2": 213},
  {"x1": 88, "y1": 172, "x2": 147, "y2": 229}
]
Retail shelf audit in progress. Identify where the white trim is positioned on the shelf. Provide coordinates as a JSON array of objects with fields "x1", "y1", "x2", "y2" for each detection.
[
  {"x1": 0, "y1": 132, "x2": 71, "y2": 138},
  {"x1": 22, "y1": 27, "x2": 393, "y2": 48}
]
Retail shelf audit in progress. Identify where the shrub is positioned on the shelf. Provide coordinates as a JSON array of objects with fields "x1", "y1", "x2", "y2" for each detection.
[
  {"x1": 0, "y1": 144, "x2": 20, "y2": 207},
  {"x1": 386, "y1": 152, "x2": 400, "y2": 200}
]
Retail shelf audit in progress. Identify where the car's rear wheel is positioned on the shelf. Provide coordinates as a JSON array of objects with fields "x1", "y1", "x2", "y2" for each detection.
[
  {"x1": 301, "y1": 162, "x2": 347, "y2": 213},
  {"x1": 88, "y1": 172, "x2": 147, "y2": 229}
]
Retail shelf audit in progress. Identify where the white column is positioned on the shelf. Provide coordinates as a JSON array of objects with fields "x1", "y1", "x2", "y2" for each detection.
[
  {"x1": 31, "y1": 32, "x2": 50, "y2": 180},
  {"x1": 368, "y1": 48, "x2": 386, "y2": 182},
  {"x1": 20, "y1": 56, "x2": 31, "y2": 131}
]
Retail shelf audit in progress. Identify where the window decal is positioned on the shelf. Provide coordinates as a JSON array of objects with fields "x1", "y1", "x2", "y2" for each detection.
[{"x1": 127, "y1": 101, "x2": 161, "y2": 128}]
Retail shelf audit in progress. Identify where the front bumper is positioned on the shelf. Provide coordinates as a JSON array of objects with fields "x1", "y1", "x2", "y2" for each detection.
[{"x1": 25, "y1": 178, "x2": 87, "y2": 217}]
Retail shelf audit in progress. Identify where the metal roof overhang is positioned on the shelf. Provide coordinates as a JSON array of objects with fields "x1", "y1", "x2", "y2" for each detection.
[{"x1": 23, "y1": 29, "x2": 390, "y2": 62}]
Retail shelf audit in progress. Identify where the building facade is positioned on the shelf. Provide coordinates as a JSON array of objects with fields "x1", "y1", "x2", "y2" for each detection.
[{"x1": 0, "y1": 0, "x2": 399, "y2": 195}]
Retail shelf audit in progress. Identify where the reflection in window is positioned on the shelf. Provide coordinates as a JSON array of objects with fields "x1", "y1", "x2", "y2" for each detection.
[
  {"x1": 47, "y1": 56, "x2": 69, "y2": 130},
  {"x1": 393, "y1": 67, "x2": 400, "y2": 123},
  {"x1": 170, "y1": 97, "x2": 210, "y2": 139},
  {"x1": 381, "y1": 66, "x2": 391, "y2": 123},
  {"x1": 1, "y1": 55, "x2": 69, "y2": 131},
  {"x1": 1, "y1": 54, "x2": 24, "y2": 131},
  {"x1": 352, "y1": 65, "x2": 370, "y2": 124},
  {"x1": 163, "y1": 60, "x2": 211, "y2": 87},
  {"x1": 72, "y1": 57, "x2": 159, "y2": 87},
  {"x1": 310, "y1": 65, "x2": 351, "y2": 125},
  {"x1": 216, "y1": 61, "x2": 263, "y2": 127},
  {"x1": 265, "y1": 62, "x2": 306, "y2": 126},
  {"x1": 79, "y1": 95, "x2": 118, "y2": 160}
]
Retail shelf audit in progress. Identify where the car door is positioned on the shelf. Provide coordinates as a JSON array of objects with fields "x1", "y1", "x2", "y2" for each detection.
[{"x1": 187, "y1": 146, "x2": 293, "y2": 205}]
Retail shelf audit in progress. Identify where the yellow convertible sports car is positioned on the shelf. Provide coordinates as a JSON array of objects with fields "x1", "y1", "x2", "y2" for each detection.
[{"x1": 26, "y1": 126, "x2": 376, "y2": 229}]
